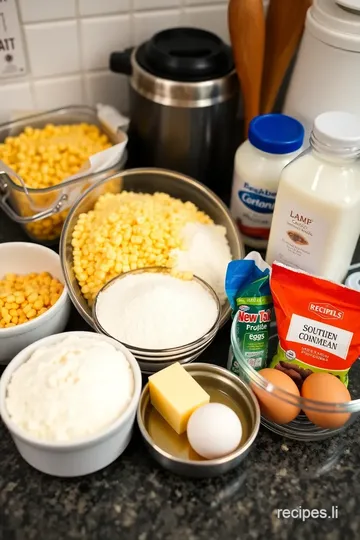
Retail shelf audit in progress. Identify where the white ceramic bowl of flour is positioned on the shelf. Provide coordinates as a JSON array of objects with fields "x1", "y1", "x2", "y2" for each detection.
[{"x1": 0, "y1": 331, "x2": 142, "y2": 477}]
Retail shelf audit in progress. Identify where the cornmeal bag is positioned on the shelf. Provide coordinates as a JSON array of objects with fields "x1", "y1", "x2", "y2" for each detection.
[
  {"x1": 270, "y1": 262, "x2": 360, "y2": 387},
  {"x1": 226, "y1": 252, "x2": 272, "y2": 372}
]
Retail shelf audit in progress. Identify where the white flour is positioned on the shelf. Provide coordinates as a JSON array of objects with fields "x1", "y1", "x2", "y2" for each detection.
[
  {"x1": 6, "y1": 336, "x2": 134, "y2": 442},
  {"x1": 171, "y1": 223, "x2": 232, "y2": 304},
  {"x1": 95, "y1": 273, "x2": 218, "y2": 349}
]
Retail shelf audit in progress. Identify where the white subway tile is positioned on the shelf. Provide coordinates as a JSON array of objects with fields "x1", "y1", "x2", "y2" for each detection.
[
  {"x1": 18, "y1": 0, "x2": 76, "y2": 23},
  {"x1": 134, "y1": 0, "x2": 180, "y2": 9},
  {"x1": 33, "y1": 76, "x2": 83, "y2": 109},
  {"x1": 78, "y1": 0, "x2": 130, "y2": 16},
  {"x1": 185, "y1": 0, "x2": 226, "y2": 4},
  {"x1": 0, "y1": 83, "x2": 33, "y2": 119},
  {"x1": 81, "y1": 16, "x2": 131, "y2": 72},
  {"x1": 85, "y1": 71, "x2": 129, "y2": 115},
  {"x1": 24, "y1": 21, "x2": 80, "y2": 77},
  {"x1": 134, "y1": 10, "x2": 181, "y2": 44},
  {"x1": 183, "y1": 6, "x2": 229, "y2": 43}
]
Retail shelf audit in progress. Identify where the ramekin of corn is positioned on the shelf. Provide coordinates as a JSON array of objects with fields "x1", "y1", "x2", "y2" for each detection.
[
  {"x1": 0, "y1": 242, "x2": 71, "y2": 363},
  {"x1": 0, "y1": 106, "x2": 127, "y2": 244}
]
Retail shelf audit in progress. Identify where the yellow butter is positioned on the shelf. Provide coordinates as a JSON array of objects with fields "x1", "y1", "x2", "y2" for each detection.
[{"x1": 148, "y1": 363, "x2": 210, "y2": 434}]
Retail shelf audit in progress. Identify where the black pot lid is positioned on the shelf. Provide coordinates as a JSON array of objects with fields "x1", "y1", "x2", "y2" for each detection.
[{"x1": 136, "y1": 27, "x2": 234, "y2": 82}]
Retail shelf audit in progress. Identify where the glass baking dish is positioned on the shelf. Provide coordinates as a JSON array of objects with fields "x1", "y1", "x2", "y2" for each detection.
[{"x1": 0, "y1": 106, "x2": 127, "y2": 244}]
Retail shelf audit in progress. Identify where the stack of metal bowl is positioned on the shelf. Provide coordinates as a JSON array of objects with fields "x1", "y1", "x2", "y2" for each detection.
[
  {"x1": 60, "y1": 168, "x2": 245, "y2": 373},
  {"x1": 92, "y1": 268, "x2": 221, "y2": 374}
]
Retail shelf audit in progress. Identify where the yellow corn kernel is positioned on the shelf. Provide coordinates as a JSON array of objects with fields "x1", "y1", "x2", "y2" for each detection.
[
  {"x1": 22, "y1": 304, "x2": 32, "y2": 315},
  {"x1": 0, "y1": 122, "x2": 111, "y2": 241},
  {"x1": 70, "y1": 191, "x2": 214, "y2": 304},
  {"x1": 14, "y1": 294, "x2": 25, "y2": 304},
  {"x1": 27, "y1": 292, "x2": 38, "y2": 303},
  {"x1": 33, "y1": 298, "x2": 44, "y2": 310},
  {"x1": 0, "y1": 272, "x2": 63, "y2": 327},
  {"x1": 50, "y1": 294, "x2": 59, "y2": 306}
]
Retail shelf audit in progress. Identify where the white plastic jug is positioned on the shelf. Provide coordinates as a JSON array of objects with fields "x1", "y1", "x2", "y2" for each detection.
[{"x1": 284, "y1": 0, "x2": 360, "y2": 141}]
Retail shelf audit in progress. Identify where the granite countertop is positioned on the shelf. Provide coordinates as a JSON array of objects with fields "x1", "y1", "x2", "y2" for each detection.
[{"x1": 1, "y1": 211, "x2": 360, "y2": 540}]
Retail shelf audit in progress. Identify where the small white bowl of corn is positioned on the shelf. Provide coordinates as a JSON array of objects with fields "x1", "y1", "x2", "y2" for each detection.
[{"x1": 0, "y1": 242, "x2": 71, "y2": 363}]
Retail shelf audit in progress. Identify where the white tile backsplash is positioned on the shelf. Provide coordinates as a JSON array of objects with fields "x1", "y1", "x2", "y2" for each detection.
[
  {"x1": 134, "y1": 0, "x2": 181, "y2": 10},
  {"x1": 24, "y1": 21, "x2": 80, "y2": 77},
  {"x1": 183, "y1": 5, "x2": 229, "y2": 43},
  {"x1": 0, "y1": 0, "x2": 268, "y2": 115},
  {"x1": 18, "y1": 0, "x2": 76, "y2": 23},
  {"x1": 81, "y1": 15, "x2": 131, "y2": 71},
  {"x1": 134, "y1": 10, "x2": 181, "y2": 45},
  {"x1": 0, "y1": 82, "x2": 33, "y2": 122},
  {"x1": 33, "y1": 76, "x2": 84, "y2": 109},
  {"x1": 85, "y1": 71, "x2": 129, "y2": 115},
  {"x1": 78, "y1": 0, "x2": 130, "y2": 16},
  {"x1": 185, "y1": 0, "x2": 226, "y2": 4}
]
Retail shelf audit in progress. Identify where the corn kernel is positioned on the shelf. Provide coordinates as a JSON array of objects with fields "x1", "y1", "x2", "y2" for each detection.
[
  {"x1": 0, "y1": 122, "x2": 111, "y2": 241},
  {"x1": 33, "y1": 298, "x2": 44, "y2": 310},
  {"x1": 71, "y1": 191, "x2": 213, "y2": 305},
  {"x1": 0, "y1": 271, "x2": 63, "y2": 329},
  {"x1": 22, "y1": 304, "x2": 32, "y2": 315}
]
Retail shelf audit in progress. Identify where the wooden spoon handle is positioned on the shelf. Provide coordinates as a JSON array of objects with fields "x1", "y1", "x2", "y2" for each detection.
[
  {"x1": 228, "y1": 0, "x2": 265, "y2": 137},
  {"x1": 261, "y1": 0, "x2": 312, "y2": 114}
]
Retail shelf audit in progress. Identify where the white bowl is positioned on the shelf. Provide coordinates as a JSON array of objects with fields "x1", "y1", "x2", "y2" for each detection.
[
  {"x1": 0, "y1": 242, "x2": 71, "y2": 363},
  {"x1": 0, "y1": 331, "x2": 142, "y2": 477}
]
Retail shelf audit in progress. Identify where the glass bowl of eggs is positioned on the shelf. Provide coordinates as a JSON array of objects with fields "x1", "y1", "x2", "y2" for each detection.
[{"x1": 230, "y1": 320, "x2": 360, "y2": 441}]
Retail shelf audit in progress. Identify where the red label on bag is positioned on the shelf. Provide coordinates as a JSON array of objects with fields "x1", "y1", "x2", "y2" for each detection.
[{"x1": 270, "y1": 263, "x2": 360, "y2": 382}]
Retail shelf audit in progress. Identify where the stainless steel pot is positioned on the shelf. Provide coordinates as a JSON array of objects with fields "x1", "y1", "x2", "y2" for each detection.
[{"x1": 110, "y1": 28, "x2": 240, "y2": 200}]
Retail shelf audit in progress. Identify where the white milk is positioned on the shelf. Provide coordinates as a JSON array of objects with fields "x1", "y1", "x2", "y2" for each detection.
[
  {"x1": 266, "y1": 111, "x2": 360, "y2": 283},
  {"x1": 230, "y1": 114, "x2": 304, "y2": 249}
]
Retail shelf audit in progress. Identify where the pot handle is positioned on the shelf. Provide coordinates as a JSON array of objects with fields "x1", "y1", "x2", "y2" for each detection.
[
  {"x1": 110, "y1": 48, "x2": 133, "y2": 75},
  {"x1": 0, "y1": 172, "x2": 68, "y2": 224}
]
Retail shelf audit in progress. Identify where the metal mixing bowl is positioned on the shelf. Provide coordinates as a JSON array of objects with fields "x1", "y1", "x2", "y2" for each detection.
[
  {"x1": 60, "y1": 168, "x2": 244, "y2": 329},
  {"x1": 137, "y1": 363, "x2": 260, "y2": 478}
]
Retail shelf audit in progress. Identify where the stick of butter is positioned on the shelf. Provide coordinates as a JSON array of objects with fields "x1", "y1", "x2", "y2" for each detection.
[{"x1": 148, "y1": 363, "x2": 210, "y2": 434}]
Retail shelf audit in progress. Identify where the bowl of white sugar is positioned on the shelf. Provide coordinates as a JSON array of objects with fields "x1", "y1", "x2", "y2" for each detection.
[
  {"x1": 0, "y1": 331, "x2": 142, "y2": 477},
  {"x1": 92, "y1": 268, "x2": 221, "y2": 373}
]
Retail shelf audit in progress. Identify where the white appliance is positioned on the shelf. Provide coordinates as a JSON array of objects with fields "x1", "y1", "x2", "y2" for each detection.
[{"x1": 284, "y1": 0, "x2": 360, "y2": 141}]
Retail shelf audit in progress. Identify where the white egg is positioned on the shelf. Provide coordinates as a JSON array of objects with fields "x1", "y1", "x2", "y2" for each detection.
[{"x1": 187, "y1": 403, "x2": 242, "y2": 460}]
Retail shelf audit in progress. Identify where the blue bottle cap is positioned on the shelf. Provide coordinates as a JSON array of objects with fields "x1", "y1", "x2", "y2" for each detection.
[{"x1": 248, "y1": 114, "x2": 305, "y2": 155}]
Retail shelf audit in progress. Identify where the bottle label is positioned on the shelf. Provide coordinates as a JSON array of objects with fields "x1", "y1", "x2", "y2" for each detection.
[
  {"x1": 269, "y1": 203, "x2": 330, "y2": 274},
  {"x1": 230, "y1": 173, "x2": 276, "y2": 239}
]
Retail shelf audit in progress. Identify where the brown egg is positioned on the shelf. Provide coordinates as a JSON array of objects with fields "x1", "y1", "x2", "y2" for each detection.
[
  {"x1": 301, "y1": 373, "x2": 351, "y2": 429},
  {"x1": 252, "y1": 368, "x2": 301, "y2": 424}
]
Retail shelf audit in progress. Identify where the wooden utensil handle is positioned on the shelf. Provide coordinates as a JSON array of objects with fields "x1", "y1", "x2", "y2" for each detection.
[
  {"x1": 228, "y1": 0, "x2": 265, "y2": 137},
  {"x1": 261, "y1": 0, "x2": 312, "y2": 114}
]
